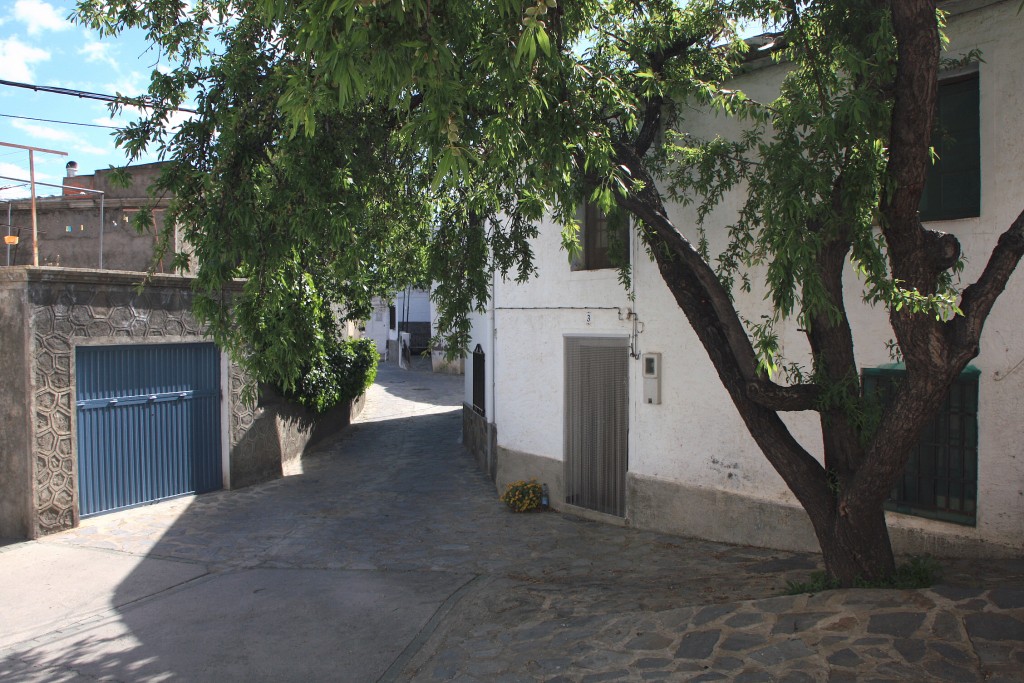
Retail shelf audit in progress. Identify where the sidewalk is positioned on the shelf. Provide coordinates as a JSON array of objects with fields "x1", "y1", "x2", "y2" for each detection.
[{"x1": 1, "y1": 360, "x2": 1022, "y2": 681}]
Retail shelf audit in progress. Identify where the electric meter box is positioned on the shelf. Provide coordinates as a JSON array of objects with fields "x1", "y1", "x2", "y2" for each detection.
[{"x1": 642, "y1": 352, "x2": 661, "y2": 405}]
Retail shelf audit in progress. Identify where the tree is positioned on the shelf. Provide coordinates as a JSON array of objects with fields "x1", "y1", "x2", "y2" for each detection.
[{"x1": 75, "y1": 0, "x2": 1024, "y2": 585}]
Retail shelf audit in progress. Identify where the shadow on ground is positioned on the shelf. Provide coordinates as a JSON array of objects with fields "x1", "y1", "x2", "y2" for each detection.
[{"x1": 2, "y1": 362, "x2": 1022, "y2": 681}]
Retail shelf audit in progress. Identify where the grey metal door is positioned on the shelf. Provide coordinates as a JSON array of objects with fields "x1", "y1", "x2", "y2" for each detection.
[
  {"x1": 76, "y1": 343, "x2": 222, "y2": 517},
  {"x1": 565, "y1": 336, "x2": 629, "y2": 516}
]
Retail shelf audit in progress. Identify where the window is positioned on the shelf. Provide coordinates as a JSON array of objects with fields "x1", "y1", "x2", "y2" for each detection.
[
  {"x1": 862, "y1": 365, "x2": 979, "y2": 526},
  {"x1": 472, "y1": 344, "x2": 486, "y2": 416},
  {"x1": 572, "y1": 201, "x2": 630, "y2": 271},
  {"x1": 920, "y1": 71, "x2": 980, "y2": 221}
]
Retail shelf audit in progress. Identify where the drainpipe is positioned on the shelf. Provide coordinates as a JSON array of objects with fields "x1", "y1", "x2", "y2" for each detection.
[
  {"x1": 98, "y1": 194, "x2": 105, "y2": 269},
  {"x1": 5, "y1": 201, "x2": 11, "y2": 266},
  {"x1": 490, "y1": 262, "x2": 497, "y2": 477}
]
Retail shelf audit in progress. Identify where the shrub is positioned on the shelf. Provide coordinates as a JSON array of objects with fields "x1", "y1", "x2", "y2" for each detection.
[
  {"x1": 283, "y1": 337, "x2": 378, "y2": 413},
  {"x1": 501, "y1": 479, "x2": 543, "y2": 512}
]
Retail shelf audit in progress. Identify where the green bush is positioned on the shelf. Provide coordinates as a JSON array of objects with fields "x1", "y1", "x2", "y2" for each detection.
[{"x1": 282, "y1": 337, "x2": 378, "y2": 413}]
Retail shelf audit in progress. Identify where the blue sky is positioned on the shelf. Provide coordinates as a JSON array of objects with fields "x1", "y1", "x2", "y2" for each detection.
[{"x1": 0, "y1": 0, "x2": 173, "y2": 199}]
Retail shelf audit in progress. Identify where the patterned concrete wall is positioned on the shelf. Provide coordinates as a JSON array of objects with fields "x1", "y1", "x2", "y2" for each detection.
[
  {"x1": 0, "y1": 268, "x2": 254, "y2": 538},
  {"x1": 0, "y1": 267, "x2": 365, "y2": 539}
]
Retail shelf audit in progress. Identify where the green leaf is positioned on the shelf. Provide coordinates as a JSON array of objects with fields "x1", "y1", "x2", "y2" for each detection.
[{"x1": 535, "y1": 26, "x2": 551, "y2": 58}]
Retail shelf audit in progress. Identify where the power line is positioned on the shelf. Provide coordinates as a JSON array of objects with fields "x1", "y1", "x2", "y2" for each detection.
[
  {"x1": 0, "y1": 79, "x2": 198, "y2": 114},
  {"x1": 1, "y1": 113, "x2": 121, "y2": 130}
]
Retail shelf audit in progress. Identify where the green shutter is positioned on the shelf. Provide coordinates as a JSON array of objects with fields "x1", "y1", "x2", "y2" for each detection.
[{"x1": 920, "y1": 74, "x2": 980, "y2": 221}]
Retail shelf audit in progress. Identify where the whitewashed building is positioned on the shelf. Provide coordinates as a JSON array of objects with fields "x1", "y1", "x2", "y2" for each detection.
[
  {"x1": 464, "y1": 0, "x2": 1023, "y2": 558},
  {"x1": 365, "y1": 289, "x2": 432, "y2": 361}
]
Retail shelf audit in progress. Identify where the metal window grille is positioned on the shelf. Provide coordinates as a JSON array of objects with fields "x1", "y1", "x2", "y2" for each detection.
[
  {"x1": 472, "y1": 344, "x2": 486, "y2": 416},
  {"x1": 564, "y1": 336, "x2": 629, "y2": 516},
  {"x1": 862, "y1": 366, "x2": 979, "y2": 526}
]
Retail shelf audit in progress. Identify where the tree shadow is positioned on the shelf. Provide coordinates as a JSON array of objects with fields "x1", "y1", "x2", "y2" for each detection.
[{"x1": 5, "y1": 363, "x2": 1021, "y2": 681}]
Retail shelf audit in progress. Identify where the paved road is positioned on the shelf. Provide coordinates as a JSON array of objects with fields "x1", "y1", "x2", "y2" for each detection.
[{"x1": 1, "y1": 359, "x2": 1022, "y2": 682}]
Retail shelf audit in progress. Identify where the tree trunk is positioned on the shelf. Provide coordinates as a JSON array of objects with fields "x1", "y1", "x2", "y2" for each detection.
[{"x1": 813, "y1": 502, "x2": 896, "y2": 587}]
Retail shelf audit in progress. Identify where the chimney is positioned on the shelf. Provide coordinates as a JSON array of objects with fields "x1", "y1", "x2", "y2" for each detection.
[{"x1": 65, "y1": 161, "x2": 79, "y2": 177}]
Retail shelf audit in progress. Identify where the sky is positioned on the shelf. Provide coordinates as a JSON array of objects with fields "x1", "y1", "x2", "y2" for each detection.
[{"x1": 0, "y1": 0, "x2": 173, "y2": 200}]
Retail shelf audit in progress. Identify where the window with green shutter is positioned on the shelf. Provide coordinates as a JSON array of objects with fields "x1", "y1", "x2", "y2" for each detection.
[
  {"x1": 920, "y1": 72, "x2": 980, "y2": 221},
  {"x1": 572, "y1": 201, "x2": 630, "y2": 271},
  {"x1": 862, "y1": 365, "x2": 979, "y2": 526}
]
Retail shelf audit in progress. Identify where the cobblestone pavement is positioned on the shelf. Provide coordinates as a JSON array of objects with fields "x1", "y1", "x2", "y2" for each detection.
[{"x1": 16, "y1": 358, "x2": 1024, "y2": 682}]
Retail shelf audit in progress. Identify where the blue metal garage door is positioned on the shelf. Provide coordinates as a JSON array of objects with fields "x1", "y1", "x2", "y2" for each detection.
[{"x1": 76, "y1": 343, "x2": 222, "y2": 517}]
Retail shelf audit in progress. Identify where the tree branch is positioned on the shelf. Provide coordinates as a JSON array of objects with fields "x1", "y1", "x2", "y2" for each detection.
[
  {"x1": 612, "y1": 142, "x2": 831, "y2": 514},
  {"x1": 745, "y1": 381, "x2": 820, "y2": 411},
  {"x1": 634, "y1": 36, "x2": 698, "y2": 157},
  {"x1": 879, "y1": 0, "x2": 940, "y2": 282},
  {"x1": 954, "y1": 207, "x2": 1024, "y2": 356}
]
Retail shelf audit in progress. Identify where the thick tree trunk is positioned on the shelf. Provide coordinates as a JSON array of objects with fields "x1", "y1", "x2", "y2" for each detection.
[
  {"x1": 615, "y1": 152, "x2": 908, "y2": 586},
  {"x1": 605, "y1": 0, "x2": 1024, "y2": 590},
  {"x1": 813, "y1": 502, "x2": 896, "y2": 586}
]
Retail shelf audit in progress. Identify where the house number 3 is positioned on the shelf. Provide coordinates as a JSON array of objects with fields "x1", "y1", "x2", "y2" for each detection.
[{"x1": 586, "y1": 311, "x2": 592, "y2": 326}]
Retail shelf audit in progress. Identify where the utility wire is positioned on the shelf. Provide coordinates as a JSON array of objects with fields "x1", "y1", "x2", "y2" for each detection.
[
  {"x1": 0, "y1": 79, "x2": 198, "y2": 114},
  {"x1": 1, "y1": 113, "x2": 121, "y2": 130}
]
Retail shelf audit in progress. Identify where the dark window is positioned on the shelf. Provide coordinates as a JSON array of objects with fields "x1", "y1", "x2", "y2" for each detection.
[
  {"x1": 572, "y1": 201, "x2": 629, "y2": 271},
  {"x1": 920, "y1": 72, "x2": 980, "y2": 221},
  {"x1": 388, "y1": 305, "x2": 396, "y2": 330},
  {"x1": 862, "y1": 365, "x2": 979, "y2": 526},
  {"x1": 472, "y1": 344, "x2": 486, "y2": 416}
]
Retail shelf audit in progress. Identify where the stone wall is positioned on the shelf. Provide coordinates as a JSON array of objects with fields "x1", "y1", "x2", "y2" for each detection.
[
  {"x1": 232, "y1": 385, "x2": 366, "y2": 487},
  {"x1": 0, "y1": 267, "x2": 363, "y2": 539}
]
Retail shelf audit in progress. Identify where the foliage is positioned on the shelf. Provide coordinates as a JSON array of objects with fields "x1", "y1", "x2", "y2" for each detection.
[
  {"x1": 279, "y1": 337, "x2": 378, "y2": 413},
  {"x1": 500, "y1": 479, "x2": 544, "y2": 513},
  {"x1": 74, "y1": 1, "x2": 431, "y2": 394},
  {"x1": 785, "y1": 555, "x2": 943, "y2": 594},
  {"x1": 72, "y1": 0, "x2": 1024, "y2": 586}
]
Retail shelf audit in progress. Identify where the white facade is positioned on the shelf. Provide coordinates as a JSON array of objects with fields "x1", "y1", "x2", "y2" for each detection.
[
  {"x1": 365, "y1": 289, "x2": 432, "y2": 356},
  {"x1": 465, "y1": 0, "x2": 1024, "y2": 556}
]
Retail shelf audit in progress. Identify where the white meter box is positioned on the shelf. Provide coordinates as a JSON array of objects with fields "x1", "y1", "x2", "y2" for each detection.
[{"x1": 642, "y1": 352, "x2": 661, "y2": 405}]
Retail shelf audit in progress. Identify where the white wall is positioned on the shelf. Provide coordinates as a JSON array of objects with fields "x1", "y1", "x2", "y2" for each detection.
[
  {"x1": 365, "y1": 298, "x2": 390, "y2": 353},
  {"x1": 480, "y1": 0, "x2": 1024, "y2": 552}
]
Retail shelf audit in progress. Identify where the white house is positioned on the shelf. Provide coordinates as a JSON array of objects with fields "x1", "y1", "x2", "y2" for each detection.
[
  {"x1": 463, "y1": 0, "x2": 1023, "y2": 558},
  {"x1": 364, "y1": 288, "x2": 432, "y2": 361}
]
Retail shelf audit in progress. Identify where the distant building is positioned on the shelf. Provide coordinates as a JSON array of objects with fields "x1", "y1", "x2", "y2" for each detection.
[
  {"x1": 2, "y1": 162, "x2": 176, "y2": 272},
  {"x1": 365, "y1": 289, "x2": 432, "y2": 361}
]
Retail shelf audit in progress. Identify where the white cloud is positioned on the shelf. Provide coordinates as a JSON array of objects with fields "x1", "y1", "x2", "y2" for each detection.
[
  {"x1": 74, "y1": 140, "x2": 115, "y2": 158},
  {"x1": 103, "y1": 71, "x2": 149, "y2": 97},
  {"x1": 13, "y1": 0, "x2": 73, "y2": 36},
  {"x1": 0, "y1": 36, "x2": 51, "y2": 82},
  {"x1": 78, "y1": 39, "x2": 120, "y2": 69},
  {"x1": 6, "y1": 120, "x2": 117, "y2": 170},
  {"x1": 11, "y1": 119, "x2": 77, "y2": 144},
  {"x1": 0, "y1": 160, "x2": 55, "y2": 200}
]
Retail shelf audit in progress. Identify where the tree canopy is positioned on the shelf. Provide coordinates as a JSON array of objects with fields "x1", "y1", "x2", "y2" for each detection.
[{"x1": 74, "y1": 0, "x2": 1024, "y2": 584}]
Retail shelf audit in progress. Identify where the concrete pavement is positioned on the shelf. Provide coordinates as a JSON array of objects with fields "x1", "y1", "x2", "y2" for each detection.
[{"x1": 1, "y1": 358, "x2": 1022, "y2": 682}]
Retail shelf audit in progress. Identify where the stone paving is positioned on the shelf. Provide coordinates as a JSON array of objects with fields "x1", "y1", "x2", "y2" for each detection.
[{"x1": 12, "y1": 357, "x2": 1024, "y2": 682}]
